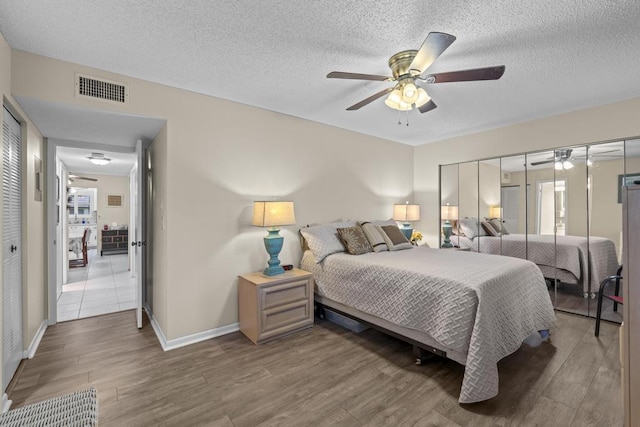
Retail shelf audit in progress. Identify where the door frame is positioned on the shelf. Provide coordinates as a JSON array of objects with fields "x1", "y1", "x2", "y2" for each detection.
[{"x1": 46, "y1": 139, "x2": 144, "y2": 324}]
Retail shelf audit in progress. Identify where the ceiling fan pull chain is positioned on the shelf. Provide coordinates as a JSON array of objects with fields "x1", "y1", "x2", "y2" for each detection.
[
  {"x1": 406, "y1": 110, "x2": 409, "y2": 127},
  {"x1": 397, "y1": 110, "x2": 402, "y2": 125}
]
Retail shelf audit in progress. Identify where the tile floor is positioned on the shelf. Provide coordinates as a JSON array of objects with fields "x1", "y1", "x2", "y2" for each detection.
[{"x1": 57, "y1": 249, "x2": 136, "y2": 322}]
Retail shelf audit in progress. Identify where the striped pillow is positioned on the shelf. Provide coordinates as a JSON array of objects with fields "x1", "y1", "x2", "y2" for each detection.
[
  {"x1": 378, "y1": 225, "x2": 413, "y2": 251},
  {"x1": 359, "y1": 219, "x2": 397, "y2": 252}
]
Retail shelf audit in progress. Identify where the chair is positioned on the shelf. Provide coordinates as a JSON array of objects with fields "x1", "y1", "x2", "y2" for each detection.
[
  {"x1": 69, "y1": 228, "x2": 91, "y2": 268},
  {"x1": 595, "y1": 265, "x2": 623, "y2": 336}
]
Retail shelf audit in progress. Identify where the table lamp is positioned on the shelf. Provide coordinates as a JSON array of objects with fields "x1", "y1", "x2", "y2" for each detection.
[
  {"x1": 252, "y1": 201, "x2": 296, "y2": 276},
  {"x1": 393, "y1": 202, "x2": 420, "y2": 240},
  {"x1": 441, "y1": 204, "x2": 458, "y2": 248},
  {"x1": 489, "y1": 206, "x2": 502, "y2": 219}
]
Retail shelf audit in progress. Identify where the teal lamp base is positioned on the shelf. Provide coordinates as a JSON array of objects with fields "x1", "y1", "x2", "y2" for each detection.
[
  {"x1": 442, "y1": 220, "x2": 453, "y2": 248},
  {"x1": 400, "y1": 222, "x2": 413, "y2": 240},
  {"x1": 263, "y1": 228, "x2": 285, "y2": 276}
]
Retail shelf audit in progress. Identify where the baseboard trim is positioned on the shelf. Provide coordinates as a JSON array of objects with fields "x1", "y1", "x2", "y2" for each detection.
[
  {"x1": 24, "y1": 320, "x2": 48, "y2": 359},
  {"x1": 2, "y1": 393, "x2": 11, "y2": 413},
  {"x1": 146, "y1": 310, "x2": 239, "y2": 352}
]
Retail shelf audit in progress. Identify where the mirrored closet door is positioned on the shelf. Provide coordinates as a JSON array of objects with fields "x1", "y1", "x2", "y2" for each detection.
[{"x1": 439, "y1": 137, "x2": 637, "y2": 323}]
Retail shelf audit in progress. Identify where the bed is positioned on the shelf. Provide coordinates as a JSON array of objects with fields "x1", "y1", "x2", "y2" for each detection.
[
  {"x1": 452, "y1": 233, "x2": 619, "y2": 296},
  {"x1": 299, "y1": 238, "x2": 556, "y2": 404}
]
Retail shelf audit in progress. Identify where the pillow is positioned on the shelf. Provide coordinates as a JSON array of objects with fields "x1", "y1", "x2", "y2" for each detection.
[
  {"x1": 378, "y1": 225, "x2": 413, "y2": 251},
  {"x1": 300, "y1": 221, "x2": 356, "y2": 263},
  {"x1": 481, "y1": 220, "x2": 500, "y2": 237},
  {"x1": 489, "y1": 218, "x2": 509, "y2": 235},
  {"x1": 337, "y1": 226, "x2": 372, "y2": 255},
  {"x1": 457, "y1": 218, "x2": 486, "y2": 239},
  {"x1": 359, "y1": 219, "x2": 397, "y2": 252}
]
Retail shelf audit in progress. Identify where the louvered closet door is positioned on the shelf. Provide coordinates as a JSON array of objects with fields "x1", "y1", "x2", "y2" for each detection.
[{"x1": 2, "y1": 107, "x2": 22, "y2": 391}]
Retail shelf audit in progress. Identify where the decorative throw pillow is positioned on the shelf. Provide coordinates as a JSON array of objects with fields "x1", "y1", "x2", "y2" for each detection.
[
  {"x1": 457, "y1": 218, "x2": 483, "y2": 239},
  {"x1": 481, "y1": 220, "x2": 500, "y2": 237},
  {"x1": 378, "y1": 225, "x2": 413, "y2": 251},
  {"x1": 359, "y1": 219, "x2": 397, "y2": 252},
  {"x1": 489, "y1": 218, "x2": 509, "y2": 235},
  {"x1": 300, "y1": 221, "x2": 356, "y2": 263},
  {"x1": 337, "y1": 226, "x2": 372, "y2": 255}
]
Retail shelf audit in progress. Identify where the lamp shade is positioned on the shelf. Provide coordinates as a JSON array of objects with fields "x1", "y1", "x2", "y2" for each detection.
[
  {"x1": 441, "y1": 205, "x2": 459, "y2": 221},
  {"x1": 393, "y1": 204, "x2": 420, "y2": 222},
  {"x1": 489, "y1": 206, "x2": 502, "y2": 218},
  {"x1": 252, "y1": 201, "x2": 296, "y2": 228}
]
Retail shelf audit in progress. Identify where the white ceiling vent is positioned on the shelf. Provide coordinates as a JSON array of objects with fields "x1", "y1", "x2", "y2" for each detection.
[{"x1": 75, "y1": 73, "x2": 129, "y2": 105}]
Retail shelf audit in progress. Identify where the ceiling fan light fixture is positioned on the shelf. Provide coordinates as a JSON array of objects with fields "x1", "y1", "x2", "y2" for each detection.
[
  {"x1": 401, "y1": 82, "x2": 419, "y2": 104},
  {"x1": 414, "y1": 87, "x2": 430, "y2": 107},
  {"x1": 563, "y1": 160, "x2": 574, "y2": 170},
  {"x1": 87, "y1": 152, "x2": 111, "y2": 166},
  {"x1": 384, "y1": 88, "x2": 403, "y2": 110}
]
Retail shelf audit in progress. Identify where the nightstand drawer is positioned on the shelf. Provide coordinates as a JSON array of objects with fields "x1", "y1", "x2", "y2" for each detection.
[
  {"x1": 261, "y1": 279, "x2": 309, "y2": 309},
  {"x1": 238, "y1": 268, "x2": 314, "y2": 344},
  {"x1": 261, "y1": 300, "x2": 310, "y2": 336}
]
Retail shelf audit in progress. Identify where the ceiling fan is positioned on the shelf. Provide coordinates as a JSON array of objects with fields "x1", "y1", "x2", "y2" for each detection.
[
  {"x1": 327, "y1": 32, "x2": 505, "y2": 113},
  {"x1": 531, "y1": 149, "x2": 575, "y2": 169},
  {"x1": 68, "y1": 174, "x2": 98, "y2": 182},
  {"x1": 531, "y1": 148, "x2": 622, "y2": 168}
]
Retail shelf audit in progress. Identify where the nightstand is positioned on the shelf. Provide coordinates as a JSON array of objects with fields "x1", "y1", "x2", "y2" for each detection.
[{"x1": 238, "y1": 268, "x2": 314, "y2": 344}]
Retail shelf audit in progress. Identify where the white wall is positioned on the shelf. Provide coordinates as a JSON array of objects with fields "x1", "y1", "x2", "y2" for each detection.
[{"x1": 10, "y1": 49, "x2": 415, "y2": 341}]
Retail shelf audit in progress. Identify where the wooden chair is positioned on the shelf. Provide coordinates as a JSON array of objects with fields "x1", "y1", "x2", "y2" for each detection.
[
  {"x1": 69, "y1": 228, "x2": 90, "y2": 268},
  {"x1": 595, "y1": 265, "x2": 623, "y2": 336}
]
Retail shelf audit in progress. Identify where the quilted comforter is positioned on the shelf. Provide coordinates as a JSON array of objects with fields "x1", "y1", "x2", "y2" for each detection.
[
  {"x1": 455, "y1": 234, "x2": 619, "y2": 293},
  {"x1": 301, "y1": 247, "x2": 556, "y2": 403}
]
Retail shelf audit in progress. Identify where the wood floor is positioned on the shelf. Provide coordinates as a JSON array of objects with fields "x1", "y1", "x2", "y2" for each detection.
[{"x1": 7, "y1": 310, "x2": 623, "y2": 426}]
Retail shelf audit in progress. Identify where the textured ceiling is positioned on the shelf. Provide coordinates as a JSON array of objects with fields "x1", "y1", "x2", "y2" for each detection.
[
  {"x1": 2, "y1": 1, "x2": 640, "y2": 146},
  {"x1": 57, "y1": 146, "x2": 136, "y2": 177}
]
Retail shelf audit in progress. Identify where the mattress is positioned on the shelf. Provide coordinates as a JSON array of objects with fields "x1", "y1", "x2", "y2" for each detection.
[
  {"x1": 454, "y1": 234, "x2": 619, "y2": 293},
  {"x1": 301, "y1": 247, "x2": 556, "y2": 403}
]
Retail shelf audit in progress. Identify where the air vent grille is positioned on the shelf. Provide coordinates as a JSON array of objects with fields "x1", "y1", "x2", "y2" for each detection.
[{"x1": 75, "y1": 74, "x2": 128, "y2": 104}]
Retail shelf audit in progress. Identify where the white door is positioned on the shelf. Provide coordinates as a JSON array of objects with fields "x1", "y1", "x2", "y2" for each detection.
[
  {"x1": 2, "y1": 107, "x2": 22, "y2": 391},
  {"x1": 134, "y1": 140, "x2": 143, "y2": 328}
]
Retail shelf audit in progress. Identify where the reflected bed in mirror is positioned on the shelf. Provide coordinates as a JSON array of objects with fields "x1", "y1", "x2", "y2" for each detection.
[{"x1": 439, "y1": 137, "x2": 640, "y2": 324}]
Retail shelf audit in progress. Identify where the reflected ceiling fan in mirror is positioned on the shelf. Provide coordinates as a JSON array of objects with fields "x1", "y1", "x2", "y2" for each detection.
[
  {"x1": 531, "y1": 149, "x2": 575, "y2": 170},
  {"x1": 531, "y1": 147, "x2": 622, "y2": 169},
  {"x1": 327, "y1": 32, "x2": 505, "y2": 117}
]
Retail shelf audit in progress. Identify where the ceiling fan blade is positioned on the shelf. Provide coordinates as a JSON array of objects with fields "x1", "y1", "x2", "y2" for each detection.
[
  {"x1": 424, "y1": 65, "x2": 505, "y2": 83},
  {"x1": 346, "y1": 87, "x2": 394, "y2": 111},
  {"x1": 418, "y1": 99, "x2": 437, "y2": 113},
  {"x1": 327, "y1": 71, "x2": 392, "y2": 81},
  {"x1": 409, "y1": 32, "x2": 456, "y2": 75},
  {"x1": 590, "y1": 149, "x2": 621, "y2": 155},
  {"x1": 77, "y1": 177, "x2": 98, "y2": 181},
  {"x1": 530, "y1": 159, "x2": 555, "y2": 166}
]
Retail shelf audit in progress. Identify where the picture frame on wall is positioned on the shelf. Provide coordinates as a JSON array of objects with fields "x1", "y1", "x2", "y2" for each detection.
[{"x1": 618, "y1": 173, "x2": 640, "y2": 203}]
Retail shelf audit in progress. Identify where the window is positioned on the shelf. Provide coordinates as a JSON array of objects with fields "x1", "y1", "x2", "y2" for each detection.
[{"x1": 67, "y1": 188, "x2": 95, "y2": 218}]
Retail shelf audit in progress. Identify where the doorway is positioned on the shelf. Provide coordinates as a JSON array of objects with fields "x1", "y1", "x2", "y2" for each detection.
[
  {"x1": 51, "y1": 144, "x2": 142, "y2": 323},
  {"x1": 536, "y1": 179, "x2": 567, "y2": 235}
]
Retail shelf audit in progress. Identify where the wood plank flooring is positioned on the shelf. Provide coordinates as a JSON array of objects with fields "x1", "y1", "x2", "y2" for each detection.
[{"x1": 7, "y1": 310, "x2": 623, "y2": 426}]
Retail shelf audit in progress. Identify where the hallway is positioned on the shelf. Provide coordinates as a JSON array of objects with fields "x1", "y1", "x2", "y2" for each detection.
[{"x1": 57, "y1": 250, "x2": 136, "y2": 321}]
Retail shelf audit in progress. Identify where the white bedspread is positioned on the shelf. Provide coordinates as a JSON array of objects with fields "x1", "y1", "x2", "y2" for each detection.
[
  {"x1": 302, "y1": 247, "x2": 556, "y2": 403},
  {"x1": 456, "y1": 234, "x2": 619, "y2": 293}
]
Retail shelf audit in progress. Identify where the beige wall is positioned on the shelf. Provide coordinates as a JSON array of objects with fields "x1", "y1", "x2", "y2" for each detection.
[
  {"x1": 1, "y1": 32, "x2": 47, "y2": 389},
  {"x1": 10, "y1": 50, "x2": 414, "y2": 340},
  {"x1": 149, "y1": 124, "x2": 168, "y2": 334},
  {"x1": 415, "y1": 97, "x2": 640, "y2": 247}
]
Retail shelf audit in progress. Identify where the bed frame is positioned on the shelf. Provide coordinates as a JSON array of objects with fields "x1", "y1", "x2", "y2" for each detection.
[{"x1": 314, "y1": 294, "x2": 462, "y2": 365}]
